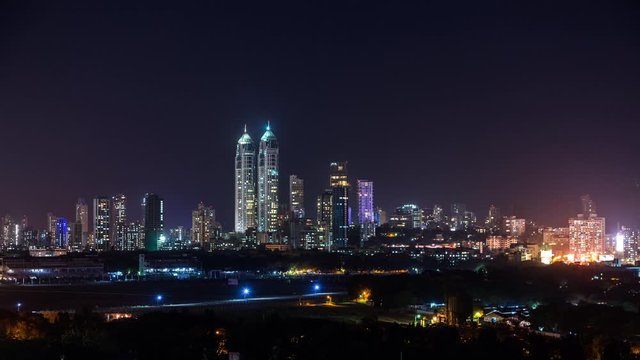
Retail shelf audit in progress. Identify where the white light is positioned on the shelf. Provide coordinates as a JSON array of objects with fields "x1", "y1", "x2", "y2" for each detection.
[{"x1": 615, "y1": 233, "x2": 624, "y2": 253}]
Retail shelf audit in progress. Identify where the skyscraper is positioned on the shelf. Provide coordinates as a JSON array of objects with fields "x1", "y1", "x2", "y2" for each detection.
[
  {"x1": 357, "y1": 180, "x2": 375, "y2": 243},
  {"x1": 142, "y1": 193, "x2": 164, "y2": 251},
  {"x1": 47, "y1": 212, "x2": 58, "y2": 246},
  {"x1": 257, "y1": 123, "x2": 279, "y2": 233},
  {"x1": 485, "y1": 204, "x2": 501, "y2": 231},
  {"x1": 192, "y1": 202, "x2": 216, "y2": 249},
  {"x1": 235, "y1": 125, "x2": 256, "y2": 233},
  {"x1": 569, "y1": 213, "x2": 605, "y2": 262},
  {"x1": 330, "y1": 162, "x2": 349, "y2": 248},
  {"x1": 111, "y1": 194, "x2": 127, "y2": 250},
  {"x1": 75, "y1": 198, "x2": 89, "y2": 249},
  {"x1": 289, "y1": 175, "x2": 305, "y2": 219},
  {"x1": 317, "y1": 190, "x2": 333, "y2": 227},
  {"x1": 55, "y1": 217, "x2": 69, "y2": 248},
  {"x1": 93, "y1": 197, "x2": 111, "y2": 251}
]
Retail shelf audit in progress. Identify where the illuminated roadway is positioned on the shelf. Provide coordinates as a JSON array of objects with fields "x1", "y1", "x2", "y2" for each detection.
[{"x1": 97, "y1": 291, "x2": 347, "y2": 313}]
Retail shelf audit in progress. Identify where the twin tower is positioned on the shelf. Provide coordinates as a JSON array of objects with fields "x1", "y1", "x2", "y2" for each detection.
[{"x1": 234, "y1": 124, "x2": 279, "y2": 234}]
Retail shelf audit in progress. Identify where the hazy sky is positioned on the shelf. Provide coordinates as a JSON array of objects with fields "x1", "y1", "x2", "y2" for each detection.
[{"x1": 1, "y1": 1, "x2": 639, "y2": 230}]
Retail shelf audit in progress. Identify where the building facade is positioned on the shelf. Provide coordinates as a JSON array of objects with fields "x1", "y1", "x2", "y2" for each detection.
[
  {"x1": 568, "y1": 213, "x2": 605, "y2": 262},
  {"x1": 330, "y1": 162, "x2": 349, "y2": 248},
  {"x1": 357, "y1": 180, "x2": 375, "y2": 243},
  {"x1": 93, "y1": 197, "x2": 111, "y2": 251},
  {"x1": 191, "y1": 202, "x2": 216, "y2": 249},
  {"x1": 142, "y1": 193, "x2": 164, "y2": 251},
  {"x1": 289, "y1": 175, "x2": 305, "y2": 220},
  {"x1": 257, "y1": 124, "x2": 279, "y2": 234},
  {"x1": 234, "y1": 125, "x2": 256, "y2": 233},
  {"x1": 111, "y1": 194, "x2": 128, "y2": 250}
]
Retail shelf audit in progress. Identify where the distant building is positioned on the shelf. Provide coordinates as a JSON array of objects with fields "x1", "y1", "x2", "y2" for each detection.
[
  {"x1": 55, "y1": 218, "x2": 69, "y2": 248},
  {"x1": 75, "y1": 198, "x2": 89, "y2": 248},
  {"x1": 568, "y1": 213, "x2": 605, "y2": 261},
  {"x1": 111, "y1": 194, "x2": 127, "y2": 250},
  {"x1": 126, "y1": 221, "x2": 143, "y2": 250},
  {"x1": 47, "y1": 212, "x2": 58, "y2": 247},
  {"x1": 542, "y1": 227, "x2": 570, "y2": 257},
  {"x1": 257, "y1": 123, "x2": 279, "y2": 233},
  {"x1": 289, "y1": 175, "x2": 305, "y2": 219},
  {"x1": 235, "y1": 125, "x2": 257, "y2": 233},
  {"x1": 142, "y1": 193, "x2": 164, "y2": 251},
  {"x1": 191, "y1": 202, "x2": 216, "y2": 249},
  {"x1": 330, "y1": 162, "x2": 349, "y2": 248},
  {"x1": 93, "y1": 197, "x2": 111, "y2": 251},
  {"x1": 450, "y1": 203, "x2": 466, "y2": 230},
  {"x1": 486, "y1": 236, "x2": 518, "y2": 252},
  {"x1": 485, "y1": 205, "x2": 501, "y2": 231},
  {"x1": 616, "y1": 226, "x2": 638, "y2": 263},
  {"x1": 502, "y1": 216, "x2": 526, "y2": 238},
  {"x1": 357, "y1": 180, "x2": 375, "y2": 243},
  {"x1": 390, "y1": 204, "x2": 423, "y2": 229}
]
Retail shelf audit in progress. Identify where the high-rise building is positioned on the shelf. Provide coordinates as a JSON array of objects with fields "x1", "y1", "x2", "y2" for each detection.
[
  {"x1": 432, "y1": 204, "x2": 443, "y2": 224},
  {"x1": 390, "y1": 204, "x2": 423, "y2": 229},
  {"x1": 450, "y1": 203, "x2": 466, "y2": 230},
  {"x1": 317, "y1": 190, "x2": 333, "y2": 227},
  {"x1": 329, "y1": 162, "x2": 349, "y2": 248},
  {"x1": 111, "y1": 194, "x2": 127, "y2": 250},
  {"x1": 235, "y1": 125, "x2": 257, "y2": 233},
  {"x1": 502, "y1": 216, "x2": 526, "y2": 238},
  {"x1": 69, "y1": 222, "x2": 83, "y2": 251},
  {"x1": 142, "y1": 193, "x2": 164, "y2": 251},
  {"x1": 568, "y1": 213, "x2": 605, "y2": 262},
  {"x1": 257, "y1": 123, "x2": 279, "y2": 233},
  {"x1": 192, "y1": 202, "x2": 216, "y2": 249},
  {"x1": 126, "y1": 221, "x2": 143, "y2": 250},
  {"x1": 374, "y1": 207, "x2": 387, "y2": 226},
  {"x1": 93, "y1": 197, "x2": 111, "y2": 251},
  {"x1": 580, "y1": 194, "x2": 596, "y2": 216},
  {"x1": 357, "y1": 180, "x2": 375, "y2": 243},
  {"x1": 289, "y1": 175, "x2": 305, "y2": 219},
  {"x1": 485, "y1": 205, "x2": 501, "y2": 231},
  {"x1": 616, "y1": 226, "x2": 638, "y2": 263},
  {"x1": 2, "y1": 215, "x2": 16, "y2": 248},
  {"x1": 55, "y1": 217, "x2": 69, "y2": 248},
  {"x1": 47, "y1": 212, "x2": 58, "y2": 246},
  {"x1": 75, "y1": 198, "x2": 89, "y2": 248}
]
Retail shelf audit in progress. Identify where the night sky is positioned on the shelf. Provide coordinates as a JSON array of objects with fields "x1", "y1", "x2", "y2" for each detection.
[{"x1": 1, "y1": 1, "x2": 640, "y2": 230}]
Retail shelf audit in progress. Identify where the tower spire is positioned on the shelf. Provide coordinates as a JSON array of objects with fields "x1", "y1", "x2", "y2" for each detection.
[
  {"x1": 244, "y1": 123, "x2": 247, "y2": 133},
  {"x1": 266, "y1": 120, "x2": 271, "y2": 131}
]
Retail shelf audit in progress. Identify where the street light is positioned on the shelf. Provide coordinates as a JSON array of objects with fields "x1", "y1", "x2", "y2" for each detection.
[
  {"x1": 156, "y1": 294, "x2": 163, "y2": 306},
  {"x1": 313, "y1": 284, "x2": 321, "y2": 292},
  {"x1": 16, "y1": 303, "x2": 21, "y2": 312},
  {"x1": 242, "y1": 287, "x2": 250, "y2": 300}
]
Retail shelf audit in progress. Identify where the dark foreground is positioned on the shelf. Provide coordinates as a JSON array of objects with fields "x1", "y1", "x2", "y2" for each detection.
[{"x1": 0, "y1": 303, "x2": 635, "y2": 360}]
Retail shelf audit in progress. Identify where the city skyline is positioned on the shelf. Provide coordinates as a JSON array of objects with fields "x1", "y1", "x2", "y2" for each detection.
[{"x1": 1, "y1": 1, "x2": 640, "y2": 230}]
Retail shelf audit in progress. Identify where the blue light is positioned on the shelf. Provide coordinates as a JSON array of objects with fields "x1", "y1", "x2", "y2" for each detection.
[
  {"x1": 313, "y1": 284, "x2": 320, "y2": 291},
  {"x1": 242, "y1": 287, "x2": 250, "y2": 295},
  {"x1": 156, "y1": 295, "x2": 163, "y2": 301}
]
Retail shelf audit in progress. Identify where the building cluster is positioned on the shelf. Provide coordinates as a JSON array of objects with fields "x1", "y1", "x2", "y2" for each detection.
[
  {"x1": 234, "y1": 124, "x2": 380, "y2": 250},
  {"x1": 2, "y1": 124, "x2": 639, "y2": 266}
]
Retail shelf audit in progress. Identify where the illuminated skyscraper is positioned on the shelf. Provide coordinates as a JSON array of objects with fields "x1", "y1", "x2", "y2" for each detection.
[
  {"x1": 235, "y1": 125, "x2": 256, "y2": 233},
  {"x1": 289, "y1": 175, "x2": 305, "y2": 219},
  {"x1": 569, "y1": 213, "x2": 605, "y2": 261},
  {"x1": 55, "y1": 217, "x2": 69, "y2": 248},
  {"x1": 111, "y1": 194, "x2": 128, "y2": 250},
  {"x1": 257, "y1": 123, "x2": 279, "y2": 233},
  {"x1": 330, "y1": 162, "x2": 349, "y2": 248},
  {"x1": 75, "y1": 198, "x2": 89, "y2": 248},
  {"x1": 317, "y1": 190, "x2": 333, "y2": 227},
  {"x1": 142, "y1": 193, "x2": 164, "y2": 251},
  {"x1": 93, "y1": 197, "x2": 111, "y2": 251},
  {"x1": 390, "y1": 204, "x2": 423, "y2": 229},
  {"x1": 616, "y1": 226, "x2": 638, "y2": 263},
  {"x1": 357, "y1": 180, "x2": 375, "y2": 243},
  {"x1": 192, "y1": 202, "x2": 216, "y2": 249}
]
